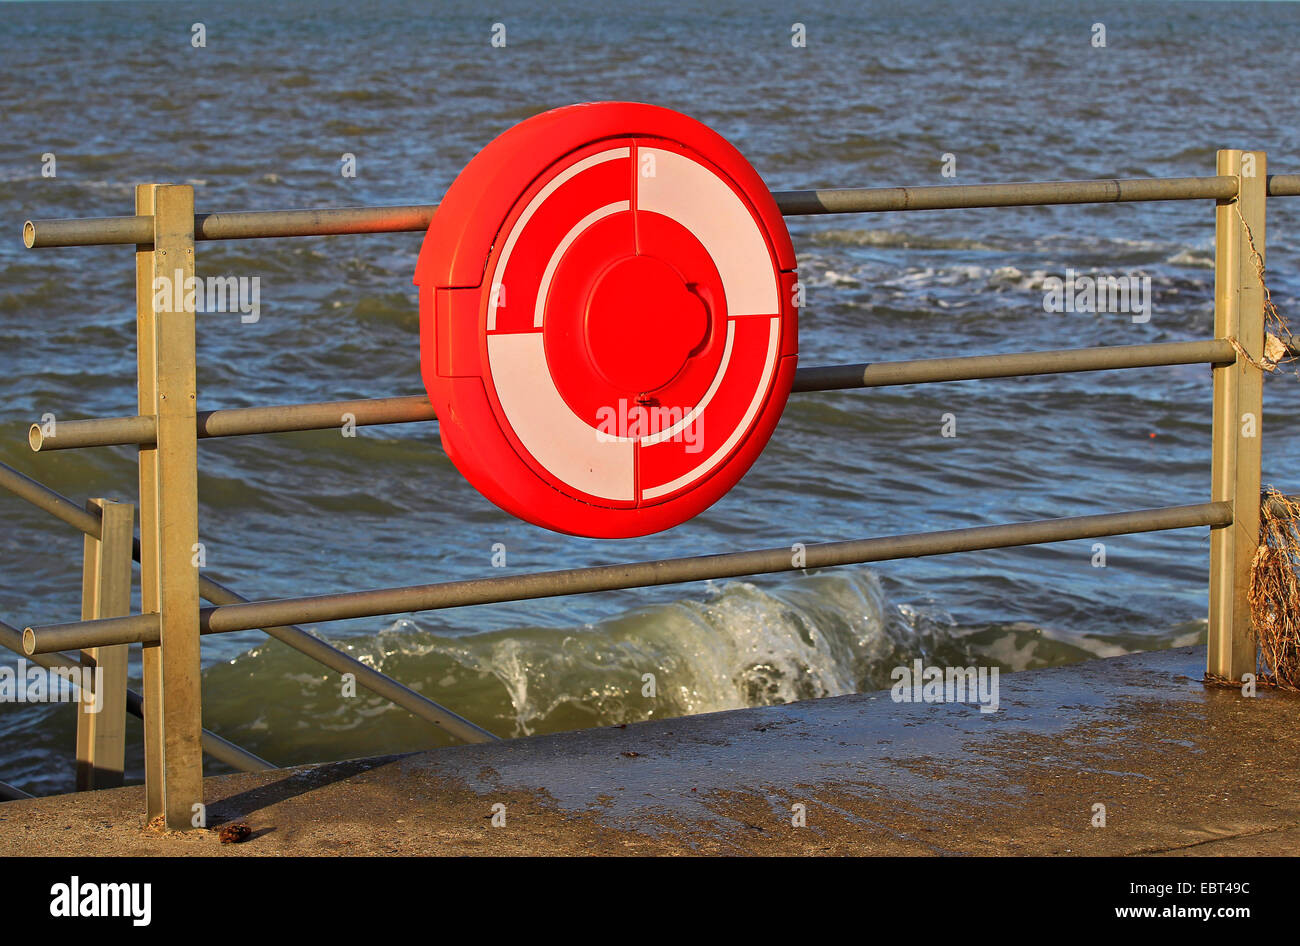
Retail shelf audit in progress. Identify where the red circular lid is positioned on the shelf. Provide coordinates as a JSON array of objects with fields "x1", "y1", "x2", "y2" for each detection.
[{"x1": 415, "y1": 102, "x2": 798, "y2": 538}]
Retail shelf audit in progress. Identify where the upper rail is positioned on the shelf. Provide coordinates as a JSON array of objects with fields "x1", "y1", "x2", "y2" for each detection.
[{"x1": 24, "y1": 174, "x2": 1300, "y2": 249}]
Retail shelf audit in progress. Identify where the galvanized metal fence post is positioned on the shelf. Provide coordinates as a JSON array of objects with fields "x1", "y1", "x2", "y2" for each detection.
[
  {"x1": 134, "y1": 184, "x2": 163, "y2": 817},
  {"x1": 74, "y1": 498, "x2": 134, "y2": 791},
  {"x1": 136, "y1": 183, "x2": 204, "y2": 829},
  {"x1": 1209, "y1": 150, "x2": 1266, "y2": 682}
]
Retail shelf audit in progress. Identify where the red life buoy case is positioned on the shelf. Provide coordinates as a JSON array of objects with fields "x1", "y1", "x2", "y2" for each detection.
[{"x1": 415, "y1": 102, "x2": 798, "y2": 538}]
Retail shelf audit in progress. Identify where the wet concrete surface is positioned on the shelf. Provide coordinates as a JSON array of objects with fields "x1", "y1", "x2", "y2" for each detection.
[{"x1": 2, "y1": 646, "x2": 1298, "y2": 855}]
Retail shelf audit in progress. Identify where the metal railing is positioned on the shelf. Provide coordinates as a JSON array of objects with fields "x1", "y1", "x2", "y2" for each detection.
[{"x1": 4, "y1": 151, "x2": 1293, "y2": 828}]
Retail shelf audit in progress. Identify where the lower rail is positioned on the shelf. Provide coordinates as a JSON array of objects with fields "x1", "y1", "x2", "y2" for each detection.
[{"x1": 23, "y1": 501, "x2": 1232, "y2": 653}]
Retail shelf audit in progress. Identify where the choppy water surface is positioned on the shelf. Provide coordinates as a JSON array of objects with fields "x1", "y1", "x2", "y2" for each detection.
[{"x1": 2, "y1": 0, "x2": 1298, "y2": 794}]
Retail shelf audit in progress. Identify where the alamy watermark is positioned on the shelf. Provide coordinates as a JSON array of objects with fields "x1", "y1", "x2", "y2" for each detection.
[
  {"x1": 890, "y1": 659, "x2": 1000, "y2": 713},
  {"x1": 0, "y1": 659, "x2": 103, "y2": 713},
  {"x1": 50, "y1": 877, "x2": 150, "y2": 926},
  {"x1": 153, "y1": 269, "x2": 261, "y2": 323},
  {"x1": 594, "y1": 398, "x2": 703, "y2": 453},
  {"x1": 1042, "y1": 268, "x2": 1151, "y2": 323}
]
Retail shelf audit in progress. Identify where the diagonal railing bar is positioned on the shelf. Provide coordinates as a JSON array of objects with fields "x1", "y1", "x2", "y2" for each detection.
[
  {"x1": 0, "y1": 617, "x2": 272, "y2": 774},
  {"x1": 0, "y1": 779, "x2": 33, "y2": 801},
  {"x1": 0, "y1": 460, "x2": 498, "y2": 744}
]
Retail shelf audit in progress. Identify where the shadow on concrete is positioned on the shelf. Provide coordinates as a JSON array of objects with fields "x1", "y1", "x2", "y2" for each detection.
[{"x1": 206, "y1": 753, "x2": 407, "y2": 824}]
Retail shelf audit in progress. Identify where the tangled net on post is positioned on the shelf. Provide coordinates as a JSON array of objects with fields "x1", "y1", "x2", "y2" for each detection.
[
  {"x1": 1231, "y1": 206, "x2": 1298, "y2": 376},
  {"x1": 1248, "y1": 487, "x2": 1300, "y2": 689},
  {"x1": 1234, "y1": 216, "x2": 1299, "y2": 687}
]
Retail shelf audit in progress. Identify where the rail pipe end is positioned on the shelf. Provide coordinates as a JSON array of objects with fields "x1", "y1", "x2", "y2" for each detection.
[
  {"x1": 27, "y1": 423, "x2": 44, "y2": 452},
  {"x1": 21, "y1": 628, "x2": 35, "y2": 655},
  {"x1": 22, "y1": 221, "x2": 34, "y2": 249}
]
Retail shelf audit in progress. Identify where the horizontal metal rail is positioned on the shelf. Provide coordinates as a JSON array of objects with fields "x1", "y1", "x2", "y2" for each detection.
[
  {"x1": 30, "y1": 173, "x2": 1296, "y2": 249},
  {"x1": 31, "y1": 414, "x2": 156, "y2": 453},
  {"x1": 30, "y1": 395, "x2": 430, "y2": 452},
  {"x1": 784, "y1": 173, "x2": 1297, "y2": 214},
  {"x1": 23, "y1": 205, "x2": 438, "y2": 249},
  {"x1": 792, "y1": 338, "x2": 1235, "y2": 394},
  {"x1": 1269, "y1": 174, "x2": 1300, "y2": 197},
  {"x1": 0, "y1": 460, "x2": 498, "y2": 744},
  {"x1": 776, "y1": 175, "x2": 1237, "y2": 215},
  {"x1": 22, "y1": 501, "x2": 1232, "y2": 653},
  {"x1": 29, "y1": 339, "x2": 1236, "y2": 452},
  {"x1": 0, "y1": 617, "x2": 272, "y2": 773}
]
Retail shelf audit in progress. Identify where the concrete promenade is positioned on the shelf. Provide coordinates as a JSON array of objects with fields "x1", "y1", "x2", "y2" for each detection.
[{"x1": 2, "y1": 646, "x2": 1298, "y2": 855}]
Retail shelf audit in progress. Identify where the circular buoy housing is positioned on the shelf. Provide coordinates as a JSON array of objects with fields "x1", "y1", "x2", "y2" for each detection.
[{"x1": 415, "y1": 102, "x2": 798, "y2": 537}]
